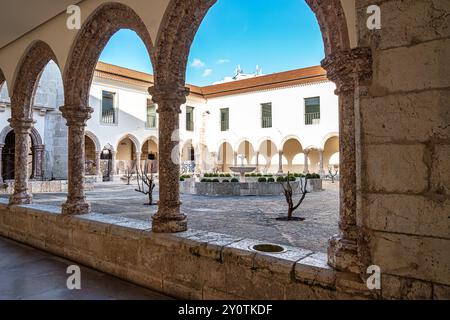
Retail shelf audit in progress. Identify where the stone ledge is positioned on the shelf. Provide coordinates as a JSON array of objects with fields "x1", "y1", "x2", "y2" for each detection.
[{"x1": 0, "y1": 201, "x2": 375, "y2": 299}]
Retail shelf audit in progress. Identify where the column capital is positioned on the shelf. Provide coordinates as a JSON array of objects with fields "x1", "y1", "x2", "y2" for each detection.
[
  {"x1": 148, "y1": 84, "x2": 190, "y2": 113},
  {"x1": 8, "y1": 117, "x2": 35, "y2": 132},
  {"x1": 60, "y1": 105, "x2": 94, "y2": 126},
  {"x1": 321, "y1": 47, "x2": 372, "y2": 94}
]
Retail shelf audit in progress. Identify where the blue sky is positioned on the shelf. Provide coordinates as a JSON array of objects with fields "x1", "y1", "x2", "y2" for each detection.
[{"x1": 99, "y1": 0, "x2": 324, "y2": 86}]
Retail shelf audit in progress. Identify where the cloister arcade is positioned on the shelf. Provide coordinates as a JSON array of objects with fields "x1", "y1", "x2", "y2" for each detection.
[{"x1": 0, "y1": 0, "x2": 447, "y2": 300}]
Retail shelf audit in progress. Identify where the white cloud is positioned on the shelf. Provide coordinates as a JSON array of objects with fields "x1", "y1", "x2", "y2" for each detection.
[
  {"x1": 217, "y1": 59, "x2": 230, "y2": 64},
  {"x1": 202, "y1": 69, "x2": 213, "y2": 77},
  {"x1": 191, "y1": 58, "x2": 205, "y2": 68}
]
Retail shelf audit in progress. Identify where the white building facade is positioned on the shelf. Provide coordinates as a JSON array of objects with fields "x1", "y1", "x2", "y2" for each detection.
[{"x1": 0, "y1": 61, "x2": 339, "y2": 182}]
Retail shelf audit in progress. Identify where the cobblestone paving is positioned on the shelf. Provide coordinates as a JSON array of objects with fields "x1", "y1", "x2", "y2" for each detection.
[{"x1": 9, "y1": 181, "x2": 339, "y2": 252}]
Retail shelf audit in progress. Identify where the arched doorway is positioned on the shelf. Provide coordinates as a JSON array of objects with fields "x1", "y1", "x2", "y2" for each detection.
[
  {"x1": 141, "y1": 137, "x2": 158, "y2": 173},
  {"x1": 282, "y1": 138, "x2": 304, "y2": 173},
  {"x1": 218, "y1": 141, "x2": 233, "y2": 173},
  {"x1": 258, "y1": 139, "x2": 278, "y2": 173},
  {"x1": 100, "y1": 146, "x2": 113, "y2": 182},
  {"x1": 0, "y1": 127, "x2": 44, "y2": 181}
]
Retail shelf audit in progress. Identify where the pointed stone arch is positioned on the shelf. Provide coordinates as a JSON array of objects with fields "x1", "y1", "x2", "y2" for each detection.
[
  {"x1": 85, "y1": 130, "x2": 101, "y2": 152},
  {"x1": 116, "y1": 134, "x2": 141, "y2": 154}
]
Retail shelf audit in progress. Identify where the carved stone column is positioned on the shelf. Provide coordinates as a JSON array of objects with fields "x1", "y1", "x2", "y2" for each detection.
[
  {"x1": 8, "y1": 118, "x2": 34, "y2": 205},
  {"x1": 0, "y1": 143, "x2": 4, "y2": 184},
  {"x1": 95, "y1": 151, "x2": 102, "y2": 180},
  {"x1": 322, "y1": 47, "x2": 372, "y2": 274},
  {"x1": 149, "y1": 84, "x2": 189, "y2": 233},
  {"x1": 278, "y1": 151, "x2": 283, "y2": 173},
  {"x1": 303, "y1": 149, "x2": 310, "y2": 174},
  {"x1": 60, "y1": 106, "x2": 93, "y2": 215},
  {"x1": 319, "y1": 149, "x2": 325, "y2": 177},
  {"x1": 135, "y1": 151, "x2": 142, "y2": 171},
  {"x1": 32, "y1": 145, "x2": 44, "y2": 180}
]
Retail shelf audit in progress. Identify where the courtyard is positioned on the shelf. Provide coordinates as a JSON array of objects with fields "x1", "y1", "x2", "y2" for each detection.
[{"x1": 2, "y1": 181, "x2": 339, "y2": 253}]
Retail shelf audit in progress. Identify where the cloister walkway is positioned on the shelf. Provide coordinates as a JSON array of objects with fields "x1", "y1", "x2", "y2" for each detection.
[{"x1": 0, "y1": 237, "x2": 171, "y2": 300}]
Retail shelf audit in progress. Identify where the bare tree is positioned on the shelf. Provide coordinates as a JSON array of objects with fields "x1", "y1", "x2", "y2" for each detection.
[
  {"x1": 123, "y1": 161, "x2": 136, "y2": 185},
  {"x1": 135, "y1": 160, "x2": 156, "y2": 206},
  {"x1": 278, "y1": 172, "x2": 308, "y2": 221},
  {"x1": 328, "y1": 167, "x2": 339, "y2": 183}
]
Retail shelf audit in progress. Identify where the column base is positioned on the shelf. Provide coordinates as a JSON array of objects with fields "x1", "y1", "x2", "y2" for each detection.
[
  {"x1": 9, "y1": 192, "x2": 32, "y2": 205},
  {"x1": 62, "y1": 200, "x2": 91, "y2": 215},
  {"x1": 152, "y1": 211, "x2": 187, "y2": 233},
  {"x1": 327, "y1": 234, "x2": 361, "y2": 274}
]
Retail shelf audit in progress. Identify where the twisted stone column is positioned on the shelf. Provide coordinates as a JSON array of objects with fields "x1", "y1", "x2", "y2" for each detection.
[
  {"x1": 303, "y1": 149, "x2": 310, "y2": 174},
  {"x1": 8, "y1": 118, "x2": 34, "y2": 205},
  {"x1": 149, "y1": 84, "x2": 189, "y2": 233},
  {"x1": 322, "y1": 48, "x2": 372, "y2": 273},
  {"x1": 60, "y1": 106, "x2": 93, "y2": 215}
]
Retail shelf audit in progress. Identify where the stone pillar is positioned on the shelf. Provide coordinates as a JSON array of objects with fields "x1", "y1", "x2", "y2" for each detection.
[
  {"x1": 322, "y1": 48, "x2": 372, "y2": 273},
  {"x1": 95, "y1": 151, "x2": 102, "y2": 180},
  {"x1": 0, "y1": 143, "x2": 4, "y2": 184},
  {"x1": 149, "y1": 84, "x2": 189, "y2": 233},
  {"x1": 32, "y1": 145, "x2": 44, "y2": 180},
  {"x1": 8, "y1": 118, "x2": 34, "y2": 205},
  {"x1": 319, "y1": 149, "x2": 325, "y2": 177},
  {"x1": 233, "y1": 152, "x2": 238, "y2": 166},
  {"x1": 303, "y1": 149, "x2": 310, "y2": 174},
  {"x1": 135, "y1": 151, "x2": 141, "y2": 171},
  {"x1": 278, "y1": 151, "x2": 283, "y2": 173},
  {"x1": 256, "y1": 151, "x2": 260, "y2": 172},
  {"x1": 60, "y1": 106, "x2": 93, "y2": 215}
]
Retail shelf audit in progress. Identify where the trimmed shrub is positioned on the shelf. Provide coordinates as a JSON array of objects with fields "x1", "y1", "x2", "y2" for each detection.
[
  {"x1": 222, "y1": 179, "x2": 229, "y2": 183},
  {"x1": 231, "y1": 178, "x2": 239, "y2": 182},
  {"x1": 212, "y1": 179, "x2": 220, "y2": 183},
  {"x1": 258, "y1": 177, "x2": 267, "y2": 182},
  {"x1": 267, "y1": 177, "x2": 275, "y2": 182},
  {"x1": 180, "y1": 177, "x2": 185, "y2": 182},
  {"x1": 201, "y1": 178, "x2": 210, "y2": 182},
  {"x1": 276, "y1": 176, "x2": 285, "y2": 182},
  {"x1": 219, "y1": 173, "x2": 226, "y2": 177},
  {"x1": 225, "y1": 173, "x2": 232, "y2": 177}
]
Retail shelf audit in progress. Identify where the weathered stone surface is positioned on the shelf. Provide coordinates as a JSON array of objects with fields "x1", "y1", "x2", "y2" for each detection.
[
  {"x1": 371, "y1": 231, "x2": 450, "y2": 286},
  {"x1": 357, "y1": 0, "x2": 450, "y2": 50},
  {"x1": 431, "y1": 144, "x2": 450, "y2": 195},
  {"x1": 433, "y1": 283, "x2": 450, "y2": 300},
  {"x1": 382, "y1": 274, "x2": 432, "y2": 300},
  {"x1": 364, "y1": 144, "x2": 428, "y2": 193},
  {"x1": 372, "y1": 39, "x2": 450, "y2": 94},
  {"x1": 364, "y1": 194, "x2": 450, "y2": 238},
  {"x1": 362, "y1": 90, "x2": 450, "y2": 143}
]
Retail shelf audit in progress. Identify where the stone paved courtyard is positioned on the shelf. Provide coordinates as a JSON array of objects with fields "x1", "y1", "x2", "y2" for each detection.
[{"x1": 2, "y1": 181, "x2": 339, "y2": 252}]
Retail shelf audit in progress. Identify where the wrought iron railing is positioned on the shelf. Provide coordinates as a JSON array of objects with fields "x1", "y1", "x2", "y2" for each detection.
[
  {"x1": 101, "y1": 109, "x2": 116, "y2": 124},
  {"x1": 262, "y1": 117, "x2": 272, "y2": 128},
  {"x1": 305, "y1": 112, "x2": 320, "y2": 125}
]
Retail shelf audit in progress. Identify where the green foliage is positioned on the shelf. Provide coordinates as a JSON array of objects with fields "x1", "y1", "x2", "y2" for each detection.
[
  {"x1": 180, "y1": 177, "x2": 185, "y2": 182},
  {"x1": 222, "y1": 179, "x2": 229, "y2": 183},
  {"x1": 258, "y1": 177, "x2": 267, "y2": 182},
  {"x1": 267, "y1": 177, "x2": 275, "y2": 182},
  {"x1": 212, "y1": 179, "x2": 220, "y2": 183},
  {"x1": 201, "y1": 178, "x2": 211, "y2": 182},
  {"x1": 231, "y1": 178, "x2": 239, "y2": 182},
  {"x1": 276, "y1": 176, "x2": 285, "y2": 182}
]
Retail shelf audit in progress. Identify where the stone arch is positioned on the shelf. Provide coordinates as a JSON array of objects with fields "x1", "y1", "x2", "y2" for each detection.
[
  {"x1": 63, "y1": 2, "x2": 154, "y2": 108},
  {"x1": 116, "y1": 134, "x2": 141, "y2": 153},
  {"x1": 0, "y1": 125, "x2": 43, "y2": 147},
  {"x1": 0, "y1": 68, "x2": 5, "y2": 88},
  {"x1": 153, "y1": 0, "x2": 373, "y2": 271},
  {"x1": 321, "y1": 132, "x2": 339, "y2": 150},
  {"x1": 11, "y1": 40, "x2": 58, "y2": 120},
  {"x1": 85, "y1": 131, "x2": 101, "y2": 152},
  {"x1": 280, "y1": 135, "x2": 303, "y2": 151},
  {"x1": 142, "y1": 135, "x2": 158, "y2": 147}
]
